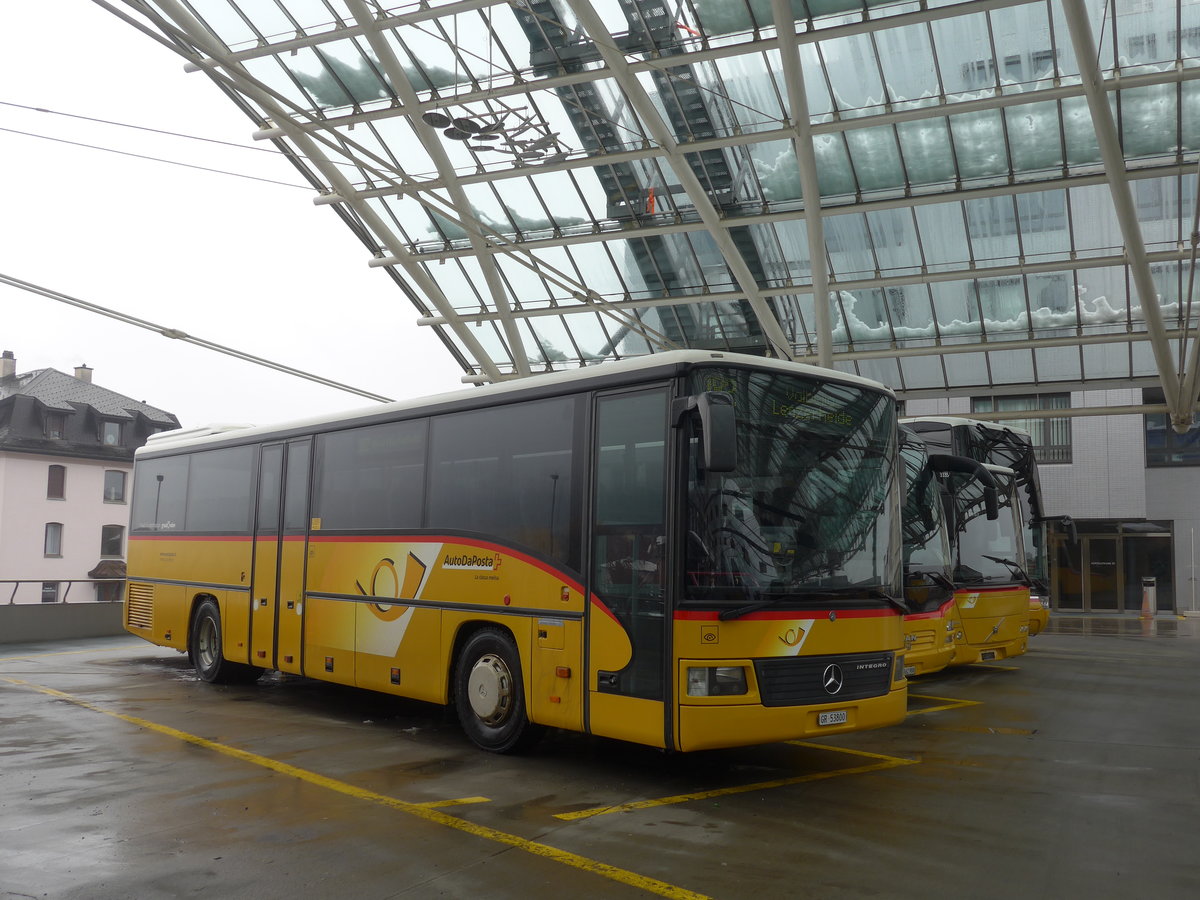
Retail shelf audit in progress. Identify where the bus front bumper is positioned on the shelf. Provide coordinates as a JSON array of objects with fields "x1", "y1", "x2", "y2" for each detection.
[{"x1": 676, "y1": 684, "x2": 907, "y2": 752}]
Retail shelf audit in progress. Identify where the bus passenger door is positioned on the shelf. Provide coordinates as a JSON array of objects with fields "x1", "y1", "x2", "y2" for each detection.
[
  {"x1": 276, "y1": 440, "x2": 311, "y2": 673},
  {"x1": 249, "y1": 440, "x2": 311, "y2": 673},
  {"x1": 250, "y1": 444, "x2": 284, "y2": 668},
  {"x1": 587, "y1": 388, "x2": 670, "y2": 749}
]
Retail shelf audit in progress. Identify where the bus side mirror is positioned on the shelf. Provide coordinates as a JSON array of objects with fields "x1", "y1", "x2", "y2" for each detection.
[
  {"x1": 929, "y1": 453, "x2": 999, "y2": 520},
  {"x1": 983, "y1": 486, "x2": 999, "y2": 521},
  {"x1": 1037, "y1": 514, "x2": 1077, "y2": 543},
  {"x1": 674, "y1": 391, "x2": 737, "y2": 473}
]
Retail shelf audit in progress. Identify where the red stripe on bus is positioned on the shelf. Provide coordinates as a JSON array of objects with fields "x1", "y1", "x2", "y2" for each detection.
[
  {"x1": 904, "y1": 597, "x2": 957, "y2": 621},
  {"x1": 673, "y1": 608, "x2": 898, "y2": 621}
]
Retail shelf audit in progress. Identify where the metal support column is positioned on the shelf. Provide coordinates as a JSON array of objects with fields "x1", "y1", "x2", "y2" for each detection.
[{"x1": 771, "y1": 0, "x2": 832, "y2": 368}]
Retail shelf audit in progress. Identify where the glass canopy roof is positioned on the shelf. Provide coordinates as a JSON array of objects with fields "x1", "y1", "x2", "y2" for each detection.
[{"x1": 108, "y1": 0, "x2": 1200, "y2": 424}]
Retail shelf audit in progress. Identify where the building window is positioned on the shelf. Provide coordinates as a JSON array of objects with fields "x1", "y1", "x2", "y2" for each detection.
[
  {"x1": 41, "y1": 582, "x2": 60, "y2": 603},
  {"x1": 1169, "y1": 26, "x2": 1200, "y2": 56},
  {"x1": 45, "y1": 412, "x2": 67, "y2": 440},
  {"x1": 100, "y1": 525, "x2": 125, "y2": 558},
  {"x1": 961, "y1": 58, "x2": 996, "y2": 88},
  {"x1": 1144, "y1": 388, "x2": 1200, "y2": 466},
  {"x1": 971, "y1": 394, "x2": 1072, "y2": 463},
  {"x1": 103, "y1": 470, "x2": 127, "y2": 502},
  {"x1": 1128, "y1": 34, "x2": 1158, "y2": 60},
  {"x1": 1030, "y1": 49, "x2": 1060, "y2": 77},
  {"x1": 47, "y1": 465, "x2": 66, "y2": 500},
  {"x1": 44, "y1": 522, "x2": 63, "y2": 557},
  {"x1": 101, "y1": 421, "x2": 122, "y2": 446}
]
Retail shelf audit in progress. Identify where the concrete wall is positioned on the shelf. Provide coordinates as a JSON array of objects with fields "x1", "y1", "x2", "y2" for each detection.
[
  {"x1": 1145, "y1": 467, "x2": 1200, "y2": 616},
  {"x1": 1034, "y1": 391, "x2": 1146, "y2": 520},
  {"x1": 0, "y1": 600, "x2": 126, "y2": 644}
]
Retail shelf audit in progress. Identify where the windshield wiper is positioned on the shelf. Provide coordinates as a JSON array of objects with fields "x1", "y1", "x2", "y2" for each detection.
[
  {"x1": 929, "y1": 571, "x2": 955, "y2": 590},
  {"x1": 981, "y1": 554, "x2": 1033, "y2": 586},
  {"x1": 953, "y1": 565, "x2": 985, "y2": 584},
  {"x1": 718, "y1": 594, "x2": 793, "y2": 621}
]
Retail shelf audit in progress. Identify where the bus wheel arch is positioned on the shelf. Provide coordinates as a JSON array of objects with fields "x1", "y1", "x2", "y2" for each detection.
[
  {"x1": 188, "y1": 595, "x2": 261, "y2": 685},
  {"x1": 451, "y1": 624, "x2": 542, "y2": 753}
]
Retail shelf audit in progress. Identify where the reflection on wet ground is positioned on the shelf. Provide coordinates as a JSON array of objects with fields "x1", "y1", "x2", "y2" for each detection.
[
  {"x1": 4, "y1": 626, "x2": 1200, "y2": 899},
  {"x1": 1045, "y1": 613, "x2": 1200, "y2": 638}
]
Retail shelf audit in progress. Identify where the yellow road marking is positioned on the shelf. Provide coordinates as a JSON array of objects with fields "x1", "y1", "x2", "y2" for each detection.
[
  {"x1": 416, "y1": 796, "x2": 491, "y2": 809},
  {"x1": 907, "y1": 693, "x2": 982, "y2": 715},
  {"x1": 785, "y1": 739, "x2": 910, "y2": 762},
  {"x1": 556, "y1": 744, "x2": 916, "y2": 822},
  {"x1": 1, "y1": 676, "x2": 708, "y2": 900},
  {"x1": 971, "y1": 663, "x2": 1020, "y2": 671}
]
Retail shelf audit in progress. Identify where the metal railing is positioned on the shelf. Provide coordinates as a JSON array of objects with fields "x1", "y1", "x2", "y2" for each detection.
[{"x1": 3, "y1": 579, "x2": 125, "y2": 604}]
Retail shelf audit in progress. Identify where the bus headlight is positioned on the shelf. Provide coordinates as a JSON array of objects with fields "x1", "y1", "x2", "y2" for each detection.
[
  {"x1": 893, "y1": 653, "x2": 907, "y2": 683},
  {"x1": 687, "y1": 666, "x2": 748, "y2": 697}
]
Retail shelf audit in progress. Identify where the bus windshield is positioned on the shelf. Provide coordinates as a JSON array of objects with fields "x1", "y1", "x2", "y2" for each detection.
[
  {"x1": 900, "y1": 440, "x2": 953, "y2": 599},
  {"x1": 948, "y1": 471, "x2": 1026, "y2": 585},
  {"x1": 683, "y1": 367, "x2": 900, "y2": 610}
]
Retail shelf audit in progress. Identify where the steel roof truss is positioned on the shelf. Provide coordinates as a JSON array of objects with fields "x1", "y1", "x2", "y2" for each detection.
[
  {"x1": 562, "y1": 0, "x2": 795, "y2": 360},
  {"x1": 141, "y1": 0, "x2": 505, "y2": 380},
  {"x1": 1061, "y1": 0, "x2": 1183, "y2": 428}
]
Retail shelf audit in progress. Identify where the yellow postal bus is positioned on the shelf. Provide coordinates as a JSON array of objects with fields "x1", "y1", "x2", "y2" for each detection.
[
  {"x1": 905, "y1": 415, "x2": 1030, "y2": 665},
  {"x1": 126, "y1": 351, "x2": 907, "y2": 752},
  {"x1": 898, "y1": 428, "x2": 1000, "y2": 676},
  {"x1": 905, "y1": 417, "x2": 1063, "y2": 646}
]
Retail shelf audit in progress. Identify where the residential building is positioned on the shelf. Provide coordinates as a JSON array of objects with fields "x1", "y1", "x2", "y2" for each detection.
[{"x1": 0, "y1": 350, "x2": 179, "y2": 604}]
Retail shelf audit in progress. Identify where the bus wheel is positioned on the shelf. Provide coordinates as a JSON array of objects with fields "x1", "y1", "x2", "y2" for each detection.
[
  {"x1": 454, "y1": 628, "x2": 541, "y2": 753},
  {"x1": 189, "y1": 599, "x2": 261, "y2": 685}
]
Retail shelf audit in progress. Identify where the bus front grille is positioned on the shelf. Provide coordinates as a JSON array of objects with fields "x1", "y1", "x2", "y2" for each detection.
[
  {"x1": 754, "y1": 652, "x2": 895, "y2": 707},
  {"x1": 126, "y1": 582, "x2": 154, "y2": 630}
]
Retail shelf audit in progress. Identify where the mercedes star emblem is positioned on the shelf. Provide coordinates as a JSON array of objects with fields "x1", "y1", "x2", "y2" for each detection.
[{"x1": 822, "y1": 663, "x2": 844, "y2": 695}]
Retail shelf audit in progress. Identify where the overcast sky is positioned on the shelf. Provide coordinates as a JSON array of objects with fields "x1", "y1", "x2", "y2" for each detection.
[{"x1": 1, "y1": 1, "x2": 466, "y2": 431}]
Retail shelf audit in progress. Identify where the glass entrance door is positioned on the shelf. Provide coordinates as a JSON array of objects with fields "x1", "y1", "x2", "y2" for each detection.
[
  {"x1": 1054, "y1": 532, "x2": 1083, "y2": 610},
  {"x1": 1087, "y1": 537, "x2": 1120, "y2": 612}
]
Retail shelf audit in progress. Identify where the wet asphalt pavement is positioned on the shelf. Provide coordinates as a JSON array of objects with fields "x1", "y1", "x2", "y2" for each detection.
[{"x1": 2, "y1": 615, "x2": 1197, "y2": 899}]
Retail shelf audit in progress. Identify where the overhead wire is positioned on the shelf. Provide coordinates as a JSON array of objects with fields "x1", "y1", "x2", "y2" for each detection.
[
  {"x1": 0, "y1": 98, "x2": 366, "y2": 181},
  {"x1": 0, "y1": 99, "x2": 287, "y2": 154},
  {"x1": 0, "y1": 125, "x2": 311, "y2": 189},
  {"x1": 0, "y1": 273, "x2": 394, "y2": 404}
]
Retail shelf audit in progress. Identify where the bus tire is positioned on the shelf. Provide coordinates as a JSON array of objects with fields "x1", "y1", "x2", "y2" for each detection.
[
  {"x1": 454, "y1": 627, "x2": 541, "y2": 753},
  {"x1": 189, "y1": 598, "x2": 261, "y2": 685}
]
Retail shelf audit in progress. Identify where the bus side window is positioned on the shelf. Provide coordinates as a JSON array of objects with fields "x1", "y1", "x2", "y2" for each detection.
[
  {"x1": 429, "y1": 396, "x2": 579, "y2": 569},
  {"x1": 313, "y1": 420, "x2": 427, "y2": 531},
  {"x1": 185, "y1": 446, "x2": 255, "y2": 534}
]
